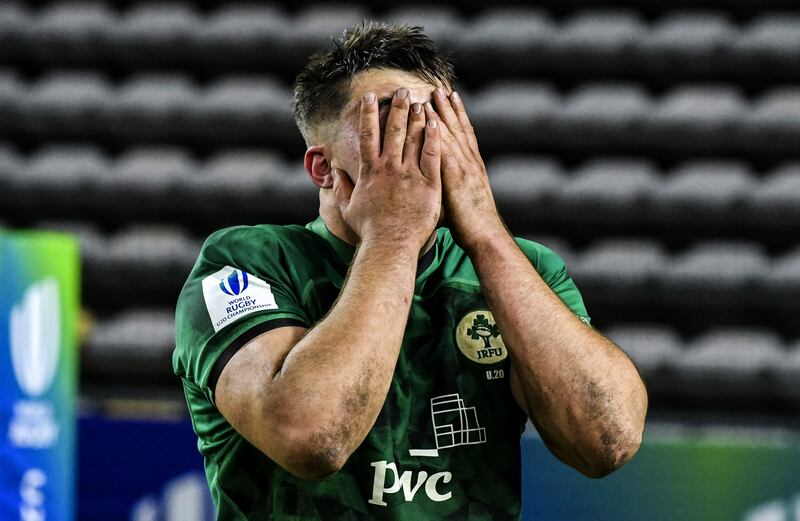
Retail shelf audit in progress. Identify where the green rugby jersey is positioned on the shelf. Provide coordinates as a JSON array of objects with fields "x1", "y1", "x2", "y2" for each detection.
[{"x1": 173, "y1": 216, "x2": 590, "y2": 520}]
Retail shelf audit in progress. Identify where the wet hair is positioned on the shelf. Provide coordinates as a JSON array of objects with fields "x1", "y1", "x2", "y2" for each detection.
[{"x1": 291, "y1": 21, "x2": 455, "y2": 143}]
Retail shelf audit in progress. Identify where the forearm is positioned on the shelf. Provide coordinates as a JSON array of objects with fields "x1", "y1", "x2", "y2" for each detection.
[
  {"x1": 271, "y1": 239, "x2": 417, "y2": 460},
  {"x1": 467, "y1": 230, "x2": 647, "y2": 477}
]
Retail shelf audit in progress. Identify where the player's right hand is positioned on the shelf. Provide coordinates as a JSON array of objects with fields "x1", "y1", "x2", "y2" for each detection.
[{"x1": 331, "y1": 88, "x2": 442, "y2": 251}]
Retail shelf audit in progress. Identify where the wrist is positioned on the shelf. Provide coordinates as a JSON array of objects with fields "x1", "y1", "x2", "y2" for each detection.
[{"x1": 459, "y1": 218, "x2": 510, "y2": 255}]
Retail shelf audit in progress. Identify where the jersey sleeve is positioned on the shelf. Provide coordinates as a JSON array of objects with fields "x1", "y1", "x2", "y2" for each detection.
[
  {"x1": 173, "y1": 226, "x2": 311, "y2": 404},
  {"x1": 514, "y1": 237, "x2": 591, "y2": 324}
]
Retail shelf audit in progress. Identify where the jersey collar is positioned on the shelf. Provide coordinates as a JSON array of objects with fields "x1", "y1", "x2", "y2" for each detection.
[{"x1": 306, "y1": 216, "x2": 440, "y2": 279}]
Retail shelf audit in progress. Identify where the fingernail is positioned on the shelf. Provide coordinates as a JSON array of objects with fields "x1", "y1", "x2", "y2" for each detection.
[
  {"x1": 364, "y1": 92, "x2": 375, "y2": 104},
  {"x1": 428, "y1": 119, "x2": 437, "y2": 129},
  {"x1": 451, "y1": 91, "x2": 461, "y2": 104},
  {"x1": 412, "y1": 103, "x2": 422, "y2": 114},
  {"x1": 397, "y1": 88, "x2": 409, "y2": 100}
]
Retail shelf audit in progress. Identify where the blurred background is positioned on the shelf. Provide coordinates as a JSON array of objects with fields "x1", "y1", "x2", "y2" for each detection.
[{"x1": 2, "y1": 0, "x2": 800, "y2": 519}]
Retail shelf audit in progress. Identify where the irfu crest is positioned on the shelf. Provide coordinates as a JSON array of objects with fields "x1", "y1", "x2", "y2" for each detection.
[
  {"x1": 465, "y1": 314, "x2": 500, "y2": 349},
  {"x1": 455, "y1": 311, "x2": 507, "y2": 365}
]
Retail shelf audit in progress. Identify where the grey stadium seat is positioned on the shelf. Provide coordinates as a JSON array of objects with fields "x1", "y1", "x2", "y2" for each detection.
[
  {"x1": 569, "y1": 239, "x2": 666, "y2": 303},
  {"x1": 98, "y1": 148, "x2": 197, "y2": 217},
  {"x1": 638, "y1": 11, "x2": 737, "y2": 79},
  {"x1": 0, "y1": 3, "x2": 29, "y2": 62},
  {"x1": 281, "y1": 5, "x2": 369, "y2": 67},
  {"x1": 554, "y1": 157, "x2": 659, "y2": 223},
  {"x1": 740, "y1": 89, "x2": 800, "y2": 153},
  {"x1": 83, "y1": 309, "x2": 176, "y2": 381},
  {"x1": 488, "y1": 156, "x2": 565, "y2": 228},
  {"x1": 102, "y1": 2, "x2": 201, "y2": 67},
  {"x1": 644, "y1": 86, "x2": 747, "y2": 152},
  {"x1": 105, "y1": 225, "x2": 200, "y2": 295},
  {"x1": 0, "y1": 144, "x2": 23, "y2": 210},
  {"x1": 762, "y1": 247, "x2": 800, "y2": 304},
  {"x1": 774, "y1": 340, "x2": 800, "y2": 401},
  {"x1": 27, "y1": 2, "x2": 114, "y2": 65},
  {"x1": 659, "y1": 242, "x2": 769, "y2": 306},
  {"x1": 190, "y1": 150, "x2": 286, "y2": 218},
  {"x1": 549, "y1": 11, "x2": 646, "y2": 74},
  {"x1": 22, "y1": 146, "x2": 110, "y2": 212},
  {"x1": 0, "y1": 70, "x2": 24, "y2": 133},
  {"x1": 746, "y1": 163, "x2": 800, "y2": 226},
  {"x1": 188, "y1": 77, "x2": 294, "y2": 143},
  {"x1": 649, "y1": 161, "x2": 756, "y2": 225},
  {"x1": 385, "y1": 7, "x2": 462, "y2": 50},
  {"x1": 103, "y1": 74, "x2": 198, "y2": 141},
  {"x1": 671, "y1": 328, "x2": 784, "y2": 397},
  {"x1": 194, "y1": 4, "x2": 289, "y2": 70},
  {"x1": 470, "y1": 82, "x2": 559, "y2": 149},
  {"x1": 459, "y1": 9, "x2": 555, "y2": 77},
  {"x1": 734, "y1": 14, "x2": 800, "y2": 78},
  {"x1": 604, "y1": 324, "x2": 682, "y2": 378},
  {"x1": 21, "y1": 72, "x2": 111, "y2": 138},
  {"x1": 552, "y1": 84, "x2": 651, "y2": 148}
]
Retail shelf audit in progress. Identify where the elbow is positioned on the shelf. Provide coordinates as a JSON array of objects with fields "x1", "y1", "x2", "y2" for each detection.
[
  {"x1": 580, "y1": 427, "x2": 643, "y2": 479},
  {"x1": 281, "y1": 430, "x2": 352, "y2": 481}
]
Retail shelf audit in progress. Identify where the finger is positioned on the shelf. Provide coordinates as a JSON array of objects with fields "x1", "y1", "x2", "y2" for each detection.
[
  {"x1": 426, "y1": 101, "x2": 465, "y2": 167},
  {"x1": 359, "y1": 92, "x2": 379, "y2": 164},
  {"x1": 382, "y1": 88, "x2": 411, "y2": 162},
  {"x1": 450, "y1": 91, "x2": 480, "y2": 158},
  {"x1": 419, "y1": 119, "x2": 441, "y2": 186},
  {"x1": 432, "y1": 87, "x2": 467, "y2": 149},
  {"x1": 331, "y1": 168, "x2": 354, "y2": 209},
  {"x1": 402, "y1": 102, "x2": 426, "y2": 165}
]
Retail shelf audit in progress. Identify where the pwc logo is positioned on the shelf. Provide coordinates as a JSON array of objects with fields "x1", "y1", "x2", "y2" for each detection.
[
  {"x1": 9, "y1": 278, "x2": 61, "y2": 398},
  {"x1": 219, "y1": 270, "x2": 249, "y2": 296}
]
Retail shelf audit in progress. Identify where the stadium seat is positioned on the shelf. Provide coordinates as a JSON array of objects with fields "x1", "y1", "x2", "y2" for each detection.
[
  {"x1": 470, "y1": 82, "x2": 559, "y2": 149},
  {"x1": 0, "y1": 3, "x2": 29, "y2": 63},
  {"x1": 734, "y1": 14, "x2": 800, "y2": 79},
  {"x1": 21, "y1": 72, "x2": 112, "y2": 138},
  {"x1": 762, "y1": 247, "x2": 800, "y2": 304},
  {"x1": 188, "y1": 76, "x2": 294, "y2": 144},
  {"x1": 570, "y1": 239, "x2": 666, "y2": 304},
  {"x1": 773, "y1": 340, "x2": 800, "y2": 401},
  {"x1": 22, "y1": 146, "x2": 110, "y2": 213},
  {"x1": 643, "y1": 85, "x2": 747, "y2": 151},
  {"x1": 458, "y1": 8, "x2": 555, "y2": 77},
  {"x1": 27, "y1": 2, "x2": 114, "y2": 66},
  {"x1": 83, "y1": 309, "x2": 176, "y2": 382},
  {"x1": 649, "y1": 160, "x2": 756, "y2": 225},
  {"x1": 521, "y1": 235, "x2": 576, "y2": 269},
  {"x1": 103, "y1": 74, "x2": 198, "y2": 141},
  {"x1": 488, "y1": 155, "x2": 565, "y2": 227},
  {"x1": 275, "y1": 161, "x2": 330, "y2": 221},
  {"x1": 552, "y1": 84, "x2": 651, "y2": 149},
  {"x1": 549, "y1": 11, "x2": 646, "y2": 74},
  {"x1": 638, "y1": 11, "x2": 737, "y2": 79},
  {"x1": 740, "y1": 88, "x2": 800, "y2": 153},
  {"x1": 0, "y1": 70, "x2": 23, "y2": 134},
  {"x1": 102, "y1": 2, "x2": 202, "y2": 67},
  {"x1": 659, "y1": 242, "x2": 769, "y2": 305},
  {"x1": 99, "y1": 148, "x2": 197, "y2": 217},
  {"x1": 746, "y1": 163, "x2": 800, "y2": 226},
  {"x1": 281, "y1": 5, "x2": 369, "y2": 69},
  {"x1": 193, "y1": 4, "x2": 289, "y2": 70},
  {"x1": 604, "y1": 324, "x2": 682, "y2": 378},
  {"x1": 554, "y1": 157, "x2": 659, "y2": 223},
  {"x1": 671, "y1": 328, "x2": 784, "y2": 396},
  {"x1": 385, "y1": 7, "x2": 463, "y2": 50},
  {"x1": 0, "y1": 144, "x2": 22, "y2": 210}
]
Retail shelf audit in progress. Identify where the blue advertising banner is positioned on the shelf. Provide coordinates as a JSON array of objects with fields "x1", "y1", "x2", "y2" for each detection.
[{"x1": 0, "y1": 231, "x2": 79, "y2": 521}]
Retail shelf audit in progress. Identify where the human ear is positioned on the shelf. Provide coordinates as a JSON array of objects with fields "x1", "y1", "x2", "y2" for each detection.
[{"x1": 304, "y1": 146, "x2": 333, "y2": 189}]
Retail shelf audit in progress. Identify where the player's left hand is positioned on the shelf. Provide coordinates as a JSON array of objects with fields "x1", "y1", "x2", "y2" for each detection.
[{"x1": 426, "y1": 88, "x2": 506, "y2": 251}]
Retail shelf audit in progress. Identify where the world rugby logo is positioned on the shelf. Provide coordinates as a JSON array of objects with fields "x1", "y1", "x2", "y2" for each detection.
[
  {"x1": 219, "y1": 270, "x2": 249, "y2": 296},
  {"x1": 9, "y1": 278, "x2": 61, "y2": 398}
]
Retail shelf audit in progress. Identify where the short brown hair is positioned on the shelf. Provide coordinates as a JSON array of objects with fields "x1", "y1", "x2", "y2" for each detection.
[{"x1": 291, "y1": 21, "x2": 456, "y2": 143}]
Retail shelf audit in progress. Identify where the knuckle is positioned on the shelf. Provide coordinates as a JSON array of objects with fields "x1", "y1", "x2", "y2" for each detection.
[{"x1": 359, "y1": 128, "x2": 374, "y2": 140}]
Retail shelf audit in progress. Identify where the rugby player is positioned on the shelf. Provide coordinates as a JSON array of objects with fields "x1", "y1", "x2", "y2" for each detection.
[{"x1": 174, "y1": 22, "x2": 648, "y2": 520}]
